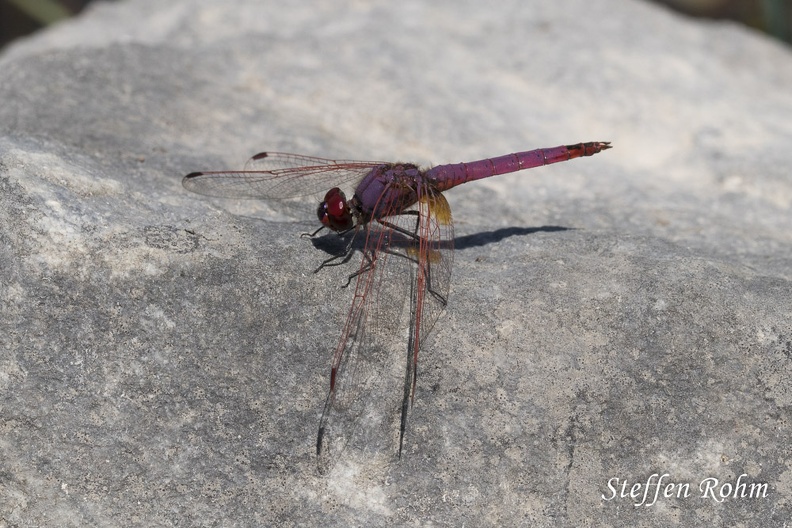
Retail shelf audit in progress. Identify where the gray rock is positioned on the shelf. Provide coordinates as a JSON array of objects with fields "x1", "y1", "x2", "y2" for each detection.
[{"x1": 1, "y1": 0, "x2": 791, "y2": 525}]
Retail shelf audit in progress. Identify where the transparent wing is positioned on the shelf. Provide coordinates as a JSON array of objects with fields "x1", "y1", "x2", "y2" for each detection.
[
  {"x1": 316, "y1": 222, "x2": 413, "y2": 474},
  {"x1": 315, "y1": 178, "x2": 454, "y2": 473},
  {"x1": 393, "y1": 186, "x2": 454, "y2": 453},
  {"x1": 411, "y1": 187, "x2": 454, "y2": 352},
  {"x1": 182, "y1": 152, "x2": 387, "y2": 200}
]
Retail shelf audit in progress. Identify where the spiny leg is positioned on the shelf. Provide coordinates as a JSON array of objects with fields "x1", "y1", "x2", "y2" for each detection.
[
  {"x1": 310, "y1": 226, "x2": 362, "y2": 278},
  {"x1": 300, "y1": 225, "x2": 327, "y2": 238},
  {"x1": 332, "y1": 211, "x2": 424, "y2": 289}
]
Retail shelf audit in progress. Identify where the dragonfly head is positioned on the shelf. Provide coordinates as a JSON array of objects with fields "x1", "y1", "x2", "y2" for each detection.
[{"x1": 317, "y1": 187, "x2": 354, "y2": 232}]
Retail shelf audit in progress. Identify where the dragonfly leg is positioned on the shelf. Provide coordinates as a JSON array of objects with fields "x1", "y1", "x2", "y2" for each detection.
[
  {"x1": 314, "y1": 224, "x2": 378, "y2": 288},
  {"x1": 338, "y1": 248, "x2": 376, "y2": 288},
  {"x1": 376, "y1": 211, "x2": 421, "y2": 241},
  {"x1": 300, "y1": 225, "x2": 327, "y2": 238},
  {"x1": 312, "y1": 226, "x2": 362, "y2": 278},
  {"x1": 315, "y1": 248, "x2": 357, "y2": 274}
]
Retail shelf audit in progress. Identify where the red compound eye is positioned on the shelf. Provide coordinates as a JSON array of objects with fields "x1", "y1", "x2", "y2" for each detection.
[{"x1": 317, "y1": 187, "x2": 353, "y2": 231}]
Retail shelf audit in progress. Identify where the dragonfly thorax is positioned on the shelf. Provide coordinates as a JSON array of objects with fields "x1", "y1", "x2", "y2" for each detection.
[
  {"x1": 355, "y1": 163, "x2": 422, "y2": 219},
  {"x1": 317, "y1": 187, "x2": 355, "y2": 232}
]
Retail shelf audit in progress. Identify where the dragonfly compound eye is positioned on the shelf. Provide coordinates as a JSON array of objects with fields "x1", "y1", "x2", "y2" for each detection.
[{"x1": 317, "y1": 187, "x2": 354, "y2": 231}]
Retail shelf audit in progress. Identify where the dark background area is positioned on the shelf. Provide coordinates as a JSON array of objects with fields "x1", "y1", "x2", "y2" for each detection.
[
  {"x1": 1, "y1": 0, "x2": 100, "y2": 49},
  {"x1": 0, "y1": 0, "x2": 790, "y2": 51}
]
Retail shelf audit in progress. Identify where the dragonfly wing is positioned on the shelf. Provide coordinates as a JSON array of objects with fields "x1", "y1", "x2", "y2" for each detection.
[
  {"x1": 183, "y1": 152, "x2": 387, "y2": 200},
  {"x1": 315, "y1": 175, "x2": 454, "y2": 472},
  {"x1": 384, "y1": 186, "x2": 454, "y2": 453},
  {"x1": 244, "y1": 151, "x2": 386, "y2": 171},
  {"x1": 413, "y1": 188, "x2": 454, "y2": 351},
  {"x1": 316, "y1": 222, "x2": 413, "y2": 474}
]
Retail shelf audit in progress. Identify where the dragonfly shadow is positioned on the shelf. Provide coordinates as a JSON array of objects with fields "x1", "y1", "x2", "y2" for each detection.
[
  {"x1": 308, "y1": 230, "x2": 363, "y2": 259},
  {"x1": 305, "y1": 230, "x2": 378, "y2": 278},
  {"x1": 454, "y1": 225, "x2": 573, "y2": 251},
  {"x1": 307, "y1": 225, "x2": 574, "y2": 259}
]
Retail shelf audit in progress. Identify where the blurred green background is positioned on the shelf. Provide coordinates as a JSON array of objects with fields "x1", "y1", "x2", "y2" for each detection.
[
  {"x1": 0, "y1": 0, "x2": 790, "y2": 50},
  {"x1": 1, "y1": 0, "x2": 99, "y2": 49},
  {"x1": 2, "y1": 0, "x2": 93, "y2": 49}
]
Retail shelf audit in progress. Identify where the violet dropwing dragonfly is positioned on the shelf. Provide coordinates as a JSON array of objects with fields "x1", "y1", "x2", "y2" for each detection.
[{"x1": 183, "y1": 141, "x2": 611, "y2": 473}]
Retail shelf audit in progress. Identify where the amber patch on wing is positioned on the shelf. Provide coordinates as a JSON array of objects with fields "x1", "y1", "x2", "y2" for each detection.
[
  {"x1": 406, "y1": 246, "x2": 442, "y2": 262},
  {"x1": 420, "y1": 193, "x2": 452, "y2": 225},
  {"x1": 425, "y1": 248, "x2": 442, "y2": 263}
]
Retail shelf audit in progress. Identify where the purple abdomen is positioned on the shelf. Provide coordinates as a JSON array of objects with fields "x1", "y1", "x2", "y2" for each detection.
[{"x1": 426, "y1": 144, "x2": 586, "y2": 192}]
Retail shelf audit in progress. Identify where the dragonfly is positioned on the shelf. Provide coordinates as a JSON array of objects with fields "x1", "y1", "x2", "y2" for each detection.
[{"x1": 183, "y1": 141, "x2": 611, "y2": 473}]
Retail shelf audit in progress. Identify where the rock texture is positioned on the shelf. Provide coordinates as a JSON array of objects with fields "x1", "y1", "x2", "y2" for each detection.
[{"x1": 1, "y1": 0, "x2": 791, "y2": 525}]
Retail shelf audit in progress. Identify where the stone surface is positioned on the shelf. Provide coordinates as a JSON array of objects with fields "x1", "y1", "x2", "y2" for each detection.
[{"x1": 1, "y1": 0, "x2": 791, "y2": 525}]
